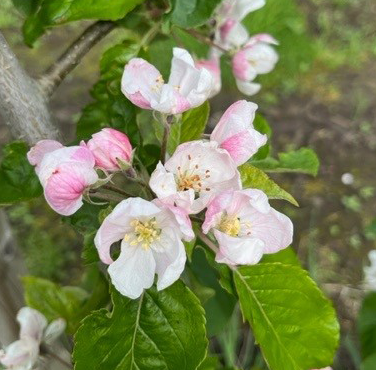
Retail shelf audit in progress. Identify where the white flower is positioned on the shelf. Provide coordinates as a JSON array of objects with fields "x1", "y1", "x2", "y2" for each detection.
[
  {"x1": 364, "y1": 250, "x2": 376, "y2": 291},
  {"x1": 0, "y1": 308, "x2": 65, "y2": 370},
  {"x1": 94, "y1": 198, "x2": 194, "y2": 299}
]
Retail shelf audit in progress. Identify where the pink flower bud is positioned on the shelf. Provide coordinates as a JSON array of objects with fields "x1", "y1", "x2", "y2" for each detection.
[{"x1": 87, "y1": 128, "x2": 133, "y2": 171}]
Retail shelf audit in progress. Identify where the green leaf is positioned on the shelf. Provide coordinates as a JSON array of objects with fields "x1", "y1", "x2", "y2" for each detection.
[
  {"x1": 261, "y1": 247, "x2": 300, "y2": 266},
  {"x1": 359, "y1": 292, "x2": 376, "y2": 360},
  {"x1": 0, "y1": 142, "x2": 42, "y2": 206},
  {"x1": 168, "y1": 102, "x2": 210, "y2": 154},
  {"x1": 23, "y1": 274, "x2": 109, "y2": 333},
  {"x1": 234, "y1": 263, "x2": 339, "y2": 370},
  {"x1": 190, "y1": 248, "x2": 236, "y2": 336},
  {"x1": 252, "y1": 114, "x2": 272, "y2": 161},
  {"x1": 73, "y1": 281, "x2": 208, "y2": 370},
  {"x1": 239, "y1": 164, "x2": 298, "y2": 206},
  {"x1": 362, "y1": 353, "x2": 376, "y2": 370},
  {"x1": 169, "y1": 0, "x2": 221, "y2": 28},
  {"x1": 197, "y1": 356, "x2": 220, "y2": 370},
  {"x1": 252, "y1": 148, "x2": 320, "y2": 176},
  {"x1": 76, "y1": 41, "x2": 140, "y2": 146},
  {"x1": 23, "y1": 0, "x2": 147, "y2": 46}
]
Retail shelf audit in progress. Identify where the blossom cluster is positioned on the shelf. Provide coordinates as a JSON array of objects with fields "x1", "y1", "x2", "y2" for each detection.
[{"x1": 0, "y1": 307, "x2": 65, "y2": 370}]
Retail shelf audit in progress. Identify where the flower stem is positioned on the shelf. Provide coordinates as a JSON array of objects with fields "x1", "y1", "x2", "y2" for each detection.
[
  {"x1": 160, "y1": 123, "x2": 170, "y2": 164},
  {"x1": 182, "y1": 28, "x2": 228, "y2": 54},
  {"x1": 89, "y1": 191, "x2": 124, "y2": 203},
  {"x1": 197, "y1": 230, "x2": 219, "y2": 254},
  {"x1": 102, "y1": 184, "x2": 133, "y2": 198}
]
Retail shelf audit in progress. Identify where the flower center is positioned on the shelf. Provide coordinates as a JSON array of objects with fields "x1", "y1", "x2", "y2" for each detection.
[
  {"x1": 218, "y1": 214, "x2": 241, "y2": 237},
  {"x1": 176, "y1": 154, "x2": 211, "y2": 193},
  {"x1": 124, "y1": 219, "x2": 161, "y2": 249}
]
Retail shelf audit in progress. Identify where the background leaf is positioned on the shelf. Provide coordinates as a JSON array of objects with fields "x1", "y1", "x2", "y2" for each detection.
[
  {"x1": 168, "y1": 0, "x2": 221, "y2": 28},
  {"x1": 359, "y1": 292, "x2": 376, "y2": 361},
  {"x1": 239, "y1": 163, "x2": 298, "y2": 206},
  {"x1": 252, "y1": 148, "x2": 320, "y2": 176},
  {"x1": 234, "y1": 263, "x2": 339, "y2": 370},
  {"x1": 252, "y1": 114, "x2": 272, "y2": 161},
  {"x1": 22, "y1": 0, "x2": 147, "y2": 46},
  {"x1": 73, "y1": 281, "x2": 208, "y2": 370},
  {"x1": 0, "y1": 141, "x2": 42, "y2": 206},
  {"x1": 23, "y1": 274, "x2": 109, "y2": 333}
]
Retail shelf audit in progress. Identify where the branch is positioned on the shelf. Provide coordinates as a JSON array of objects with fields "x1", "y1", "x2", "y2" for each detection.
[
  {"x1": 0, "y1": 32, "x2": 61, "y2": 144},
  {"x1": 183, "y1": 28, "x2": 228, "y2": 54},
  {"x1": 39, "y1": 21, "x2": 115, "y2": 97}
]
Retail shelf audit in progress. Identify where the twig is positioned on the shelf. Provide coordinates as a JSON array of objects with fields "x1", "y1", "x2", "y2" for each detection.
[
  {"x1": 42, "y1": 345, "x2": 72, "y2": 369},
  {"x1": 102, "y1": 184, "x2": 132, "y2": 198},
  {"x1": 89, "y1": 191, "x2": 123, "y2": 203},
  {"x1": 183, "y1": 28, "x2": 228, "y2": 54},
  {"x1": 39, "y1": 21, "x2": 115, "y2": 97}
]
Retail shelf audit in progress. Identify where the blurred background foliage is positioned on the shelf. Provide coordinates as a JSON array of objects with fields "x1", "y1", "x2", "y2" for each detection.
[{"x1": 0, "y1": 0, "x2": 376, "y2": 369}]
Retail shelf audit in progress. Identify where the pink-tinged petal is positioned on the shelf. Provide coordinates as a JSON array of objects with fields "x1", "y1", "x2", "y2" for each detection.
[
  {"x1": 153, "y1": 229, "x2": 186, "y2": 290},
  {"x1": 214, "y1": 230, "x2": 264, "y2": 265},
  {"x1": 108, "y1": 242, "x2": 156, "y2": 299},
  {"x1": 243, "y1": 207, "x2": 293, "y2": 254},
  {"x1": 17, "y1": 307, "x2": 47, "y2": 342},
  {"x1": 87, "y1": 128, "x2": 133, "y2": 171},
  {"x1": 154, "y1": 199, "x2": 194, "y2": 241},
  {"x1": 27, "y1": 140, "x2": 63, "y2": 170},
  {"x1": 211, "y1": 100, "x2": 266, "y2": 164},
  {"x1": 44, "y1": 162, "x2": 98, "y2": 216},
  {"x1": 195, "y1": 55, "x2": 222, "y2": 98},
  {"x1": 219, "y1": 18, "x2": 237, "y2": 42},
  {"x1": 168, "y1": 48, "x2": 213, "y2": 110},
  {"x1": 202, "y1": 190, "x2": 234, "y2": 233},
  {"x1": 0, "y1": 337, "x2": 39, "y2": 369},
  {"x1": 246, "y1": 33, "x2": 279, "y2": 47},
  {"x1": 243, "y1": 43, "x2": 279, "y2": 75},
  {"x1": 241, "y1": 189, "x2": 270, "y2": 214},
  {"x1": 236, "y1": 79, "x2": 262, "y2": 95},
  {"x1": 223, "y1": 22, "x2": 249, "y2": 48},
  {"x1": 149, "y1": 162, "x2": 178, "y2": 199},
  {"x1": 121, "y1": 58, "x2": 163, "y2": 109},
  {"x1": 95, "y1": 198, "x2": 161, "y2": 264},
  {"x1": 232, "y1": 49, "x2": 257, "y2": 81}
]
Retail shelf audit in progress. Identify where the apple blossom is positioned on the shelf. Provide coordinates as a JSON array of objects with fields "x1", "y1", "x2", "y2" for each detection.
[
  {"x1": 195, "y1": 51, "x2": 222, "y2": 98},
  {"x1": 87, "y1": 128, "x2": 133, "y2": 171},
  {"x1": 210, "y1": 100, "x2": 267, "y2": 165},
  {"x1": 202, "y1": 189, "x2": 293, "y2": 265},
  {"x1": 0, "y1": 307, "x2": 65, "y2": 370},
  {"x1": 94, "y1": 197, "x2": 194, "y2": 299},
  {"x1": 232, "y1": 34, "x2": 279, "y2": 95},
  {"x1": 28, "y1": 142, "x2": 98, "y2": 216},
  {"x1": 149, "y1": 141, "x2": 241, "y2": 214},
  {"x1": 364, "y1": 250, "x2": 376, "y2": 291},
  {"x1": 121, "y1": 48, "x2": 213, "y2": 114}
]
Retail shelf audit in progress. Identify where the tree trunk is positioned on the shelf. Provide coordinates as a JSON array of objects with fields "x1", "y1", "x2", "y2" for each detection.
[{"x1": 0, "y1": 32, "x2": 61, "y2": 145}]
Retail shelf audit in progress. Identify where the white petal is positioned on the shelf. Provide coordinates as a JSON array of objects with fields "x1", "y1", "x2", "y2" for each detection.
[
  {"x1": 108, "y1": 242, "x2": 156, "y2": 299},
  {"x1": 0, "y1": 337, "x2": 39, "y2": 370},
  {"x1": 214, "y1": 229, "x2": 264, "y2": 265},
  {"x1": 236, "y1": 79, "x2": 262, "y2": 95},
  {"x1": 225, "y1": 22, "x2": 249, "y2": 47},
  {"x1": 43, "y1": 318, "x2": 66, "y2": 345},
  {"x1": 232, "y1": 0, "x2": 266, "y2": 21},
  {"x1": 153, "y1": 229, "x2": 186, "y2": 291},
  {"x1": 17, "y1": 307, "x2": 47, "y2": 342},
  {"x1": 149, "y1": 162, "x2": 178, "y2": 199}
]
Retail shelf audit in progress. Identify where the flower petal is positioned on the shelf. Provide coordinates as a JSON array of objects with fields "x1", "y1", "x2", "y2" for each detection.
[
  {"x1": 108, "y1": 242, "x2": 156, "y2": 299},
  {"x1": 149, "y1": 162, "x2": 177, "y2": 199},
  {"x1": 43, "y1": 318, "x2": 66, "y2": 345},
  {"x1": 17, "y1": 307, "x2": 47, "y2": 342},
  {"x1": 27, "y1": 140, "x2": 63, "y2": 171},
  {"x1": 0, "y1": 338, "x2": 39, "y2": 370},
  {"x1": 214, "y1": 229, "x2": 264, "y2": 265},
  {"x1": 153, "y1": 229, "x2": 186, "y2": 291},
  {"x1": 121, "y1": 58, "x2": 163, "y2": 109},
  {"x1": 236, "y1": 79, "x2": 262, "y2": 96}
]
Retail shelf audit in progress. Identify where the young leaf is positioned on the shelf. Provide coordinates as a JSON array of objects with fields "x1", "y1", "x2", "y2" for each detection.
[
  {"x1": 169, "y1": 0, "x2": 222, "y2": 28},
  {"x1": 0, "y1": 141, "x2": 42, "y2": 205},
  {"x1": 239, "y1": 164, "x2": 298, "y2": 206},
  {"x1": 168, "y1": 102, "x2": 210, "y2": 154},
  {"x1": 76, "y1": 41, "x2": 140, "y2": 145},
  {"x1": 359, "y1": 292, "x2": 376, "y2": 361},
  {"x1": 22, "y1": 276, "x2": 109, "y2": 333},
  {"x1": 22, "y1": 0, "x2": 147, "y2": 46},
  {"x1": 261, "y1": 246, "x2": 300, "y2": 266},
  {"x1": 234, "y1": 263, "x2": 339, "y2": 370},
  {"x1": 73, "y1": 281, "x2": 208, "y2": 370},
  {"x1": 252, "y1": 148, "x2": 320, "y2": 176}
]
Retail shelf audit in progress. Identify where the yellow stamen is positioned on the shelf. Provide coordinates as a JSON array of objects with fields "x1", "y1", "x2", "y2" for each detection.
[
  {"x1": 218, "y1": 214, "x2": 241, "y2": 237},
  {"x1": 124, "y1": 218, "x2": 161, "y2": 249}
]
